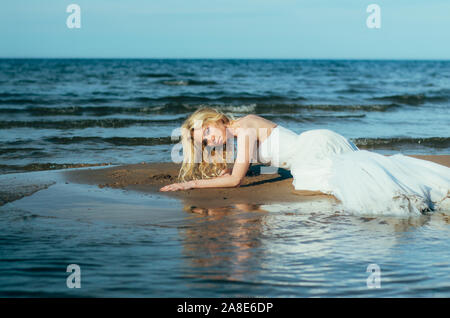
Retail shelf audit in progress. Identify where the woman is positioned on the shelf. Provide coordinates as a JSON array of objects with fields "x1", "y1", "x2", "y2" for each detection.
[{"x1": 160, "y1": 107, "x2": 450, "y2": 215}]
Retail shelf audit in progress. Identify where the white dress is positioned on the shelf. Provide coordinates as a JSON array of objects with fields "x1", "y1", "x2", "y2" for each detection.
[{"x1": 258, "y1": 125, "x2": 450, "y2": 216}]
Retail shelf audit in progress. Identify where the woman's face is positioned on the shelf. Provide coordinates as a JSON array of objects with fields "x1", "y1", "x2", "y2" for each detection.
[{"x1": 202, "y1": 121, "x2": 227, "y2": 147}]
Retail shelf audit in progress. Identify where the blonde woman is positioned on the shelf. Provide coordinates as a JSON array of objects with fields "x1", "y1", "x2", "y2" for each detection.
[{"x1": 160, "y1": 107, "x2": 450, "y2": 215}]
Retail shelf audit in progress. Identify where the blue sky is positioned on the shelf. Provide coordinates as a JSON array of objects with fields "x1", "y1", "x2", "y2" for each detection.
[{"x1": 1, "y1": 0, "x2": 449, "y2": 59}]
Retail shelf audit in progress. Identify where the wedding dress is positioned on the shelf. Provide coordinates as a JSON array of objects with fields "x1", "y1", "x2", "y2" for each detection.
[{"x1": 258, "y1": 125, "x2": 450, "y2": 215}]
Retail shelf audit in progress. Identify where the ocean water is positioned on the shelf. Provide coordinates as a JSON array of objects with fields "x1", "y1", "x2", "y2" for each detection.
[
  {"x1": 0, "y1": 59, "x2": 449, "y2": 173},
  {"x1": 1, "y1": 59, "x2": 450, "y2": 297},
  {"x1": 0, "y1": 170, "x2": 450, "y2": 297}
]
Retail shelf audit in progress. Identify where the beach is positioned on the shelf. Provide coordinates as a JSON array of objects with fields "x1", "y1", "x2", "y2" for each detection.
[{"x1": 64, "y1": 155, "x2": 450, "y2": 211}]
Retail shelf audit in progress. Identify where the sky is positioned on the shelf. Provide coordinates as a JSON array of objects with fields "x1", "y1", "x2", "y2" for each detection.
[{"x1": 0, "y1": 0, "x2": 449, "y2": 59}]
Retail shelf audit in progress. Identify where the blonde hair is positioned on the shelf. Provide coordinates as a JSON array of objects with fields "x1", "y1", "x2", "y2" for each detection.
[{"x1": 178, "y1": 106, "x2": 237, "y2": 182}]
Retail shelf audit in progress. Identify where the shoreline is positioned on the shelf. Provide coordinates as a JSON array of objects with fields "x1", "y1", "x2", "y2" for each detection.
[{"x1": 64, "y1": 155, "x2": 450, "y2": 210}]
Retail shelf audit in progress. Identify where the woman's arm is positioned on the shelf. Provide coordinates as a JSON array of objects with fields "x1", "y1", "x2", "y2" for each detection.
[
  {"x1": 193, "y1": 153, "x2": 251, "y2": 188},
  {"x1": 159, "y1": 127, "x2": 257, "y2": 192},
  {"x1": 159, "y1": 161, "x2": 250, "y2": 192},
  {"x1": 159, "y1": 168, "x2": 234, "y2": 192}
]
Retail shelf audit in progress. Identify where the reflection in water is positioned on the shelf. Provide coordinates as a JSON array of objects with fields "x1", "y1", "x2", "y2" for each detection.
[
  {"x1": 181, "y1": 203, "x2": 268, "y2": 284},
  {"x1": 187, "y1": 203, "x2": 267, "y2": 216},
  {"x1": 178, "y1": 200, "x2": 450, "y2": 296}
]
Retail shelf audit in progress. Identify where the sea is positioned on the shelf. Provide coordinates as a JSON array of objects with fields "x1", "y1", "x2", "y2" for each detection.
[{"x1": 0, "y1": 59, "x2": 449, "y2": 173}]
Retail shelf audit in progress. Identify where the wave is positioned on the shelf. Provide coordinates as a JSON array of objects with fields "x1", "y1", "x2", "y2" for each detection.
[
  {"x1": 372, "y1": 93, "x2": 448, "y2": 105},
  {"x1": 0, "y1": 93, "x2": 39, "y2": 98},
  {"x1": 335, "y1": 88, "x2": 368, "y2": 94},
  {"x1": 155, "y1": 79, "x2": 218, "y2": 86},
  {"x1": 137, "y1": 71, "x2": 199, "y2": 78},
  {"x1": 0, "y1": 147, "x2": 43, "y2": 155},
  {"x1": 0, "y1": 97, "x2": 116, "y2": 106},
  {"x1": 0, "y1": 93, "x2": 305, "y2": 106},
  {"x1": 0, "y1": 112, "x2": 368, "y2": 129},
  {"x1": 16, "y1": 135, "x2": 448, "y2": 150},
  {"x1": 0, "y1": 162, "x2": 112, "y2": 173},
  {"x1": 256, "y1": 103, "x2": 398, "y2": 113},
  {"x1": 0, "y1": 103, "x2": 398, "y2": 117},
  {"x1": 134, "y1": 93, "x2": 306, "y2": 104},
  {"x1": 137, "y1": 72, "x2": 174, "y2": 78},
  {"x1": 0, "y1": 118, "x2": 185, "y2": 129},
  {"x1": 0, "y1": 133, "x2": 450, "y2": 150},
  {"x1": 45, "y1": 135, "x2": 449, "y2": 149},
  {"x1": 353, "y1": 137, "x2": 450, "y2": 149},
  {"x1": 0, "y1": 98, "x2": 46, "y2": 105},
  {"x1": 264, "y1": 114, "x2": 366, "y2": 123},
  {"x1": 0, "y1": 106, "x2": 180, "y2": 116},
  {"x1": 2, "y1": 135, "x2": 447, "y2": 149},
  {"x1": 44, "y1": 136, "x2": 175, "y2": 146}
]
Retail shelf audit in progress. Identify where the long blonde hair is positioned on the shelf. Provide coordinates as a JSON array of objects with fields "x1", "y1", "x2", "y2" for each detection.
[{"x1": 178, "y1": 107, "x2": 237, "y2": 182}]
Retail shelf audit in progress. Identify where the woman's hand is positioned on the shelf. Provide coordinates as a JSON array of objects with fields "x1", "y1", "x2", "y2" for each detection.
[{"x1": 159, "y1": 181, "x2": 194, "y2": 192}]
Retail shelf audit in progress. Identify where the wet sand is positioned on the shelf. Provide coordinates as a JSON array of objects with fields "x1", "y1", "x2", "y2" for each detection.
[{"x1": 64, "y1": 155, "x2": 450, "y2": 209}]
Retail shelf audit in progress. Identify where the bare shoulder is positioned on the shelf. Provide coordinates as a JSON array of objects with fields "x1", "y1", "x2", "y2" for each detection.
[
  {"x1": 232, "y1": 114, "x2": 277, "y2": 145},
  {"x1": 235, "y1": 114, "x2": 276, "y2": 128}
]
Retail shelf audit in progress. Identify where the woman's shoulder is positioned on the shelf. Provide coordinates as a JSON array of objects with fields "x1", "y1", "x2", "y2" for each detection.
[
  {"x1": 231, "y1": 115, "x2": 278, "y2": 144},
  {"x1": 231, "y1": 114, "x2": 254, "y2": 125},
  {"x1": 232, "y1": 114, "x2": 274, "y2": 128}
]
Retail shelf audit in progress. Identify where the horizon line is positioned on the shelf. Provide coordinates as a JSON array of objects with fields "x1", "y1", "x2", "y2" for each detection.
[{"x1": 1, "y1": 57, "x2": 450, "y2": 61}]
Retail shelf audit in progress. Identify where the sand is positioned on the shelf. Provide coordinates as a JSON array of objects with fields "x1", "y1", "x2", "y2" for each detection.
[{"x1": 64, "y1": 155, "x2": 450, "y2": 210}]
